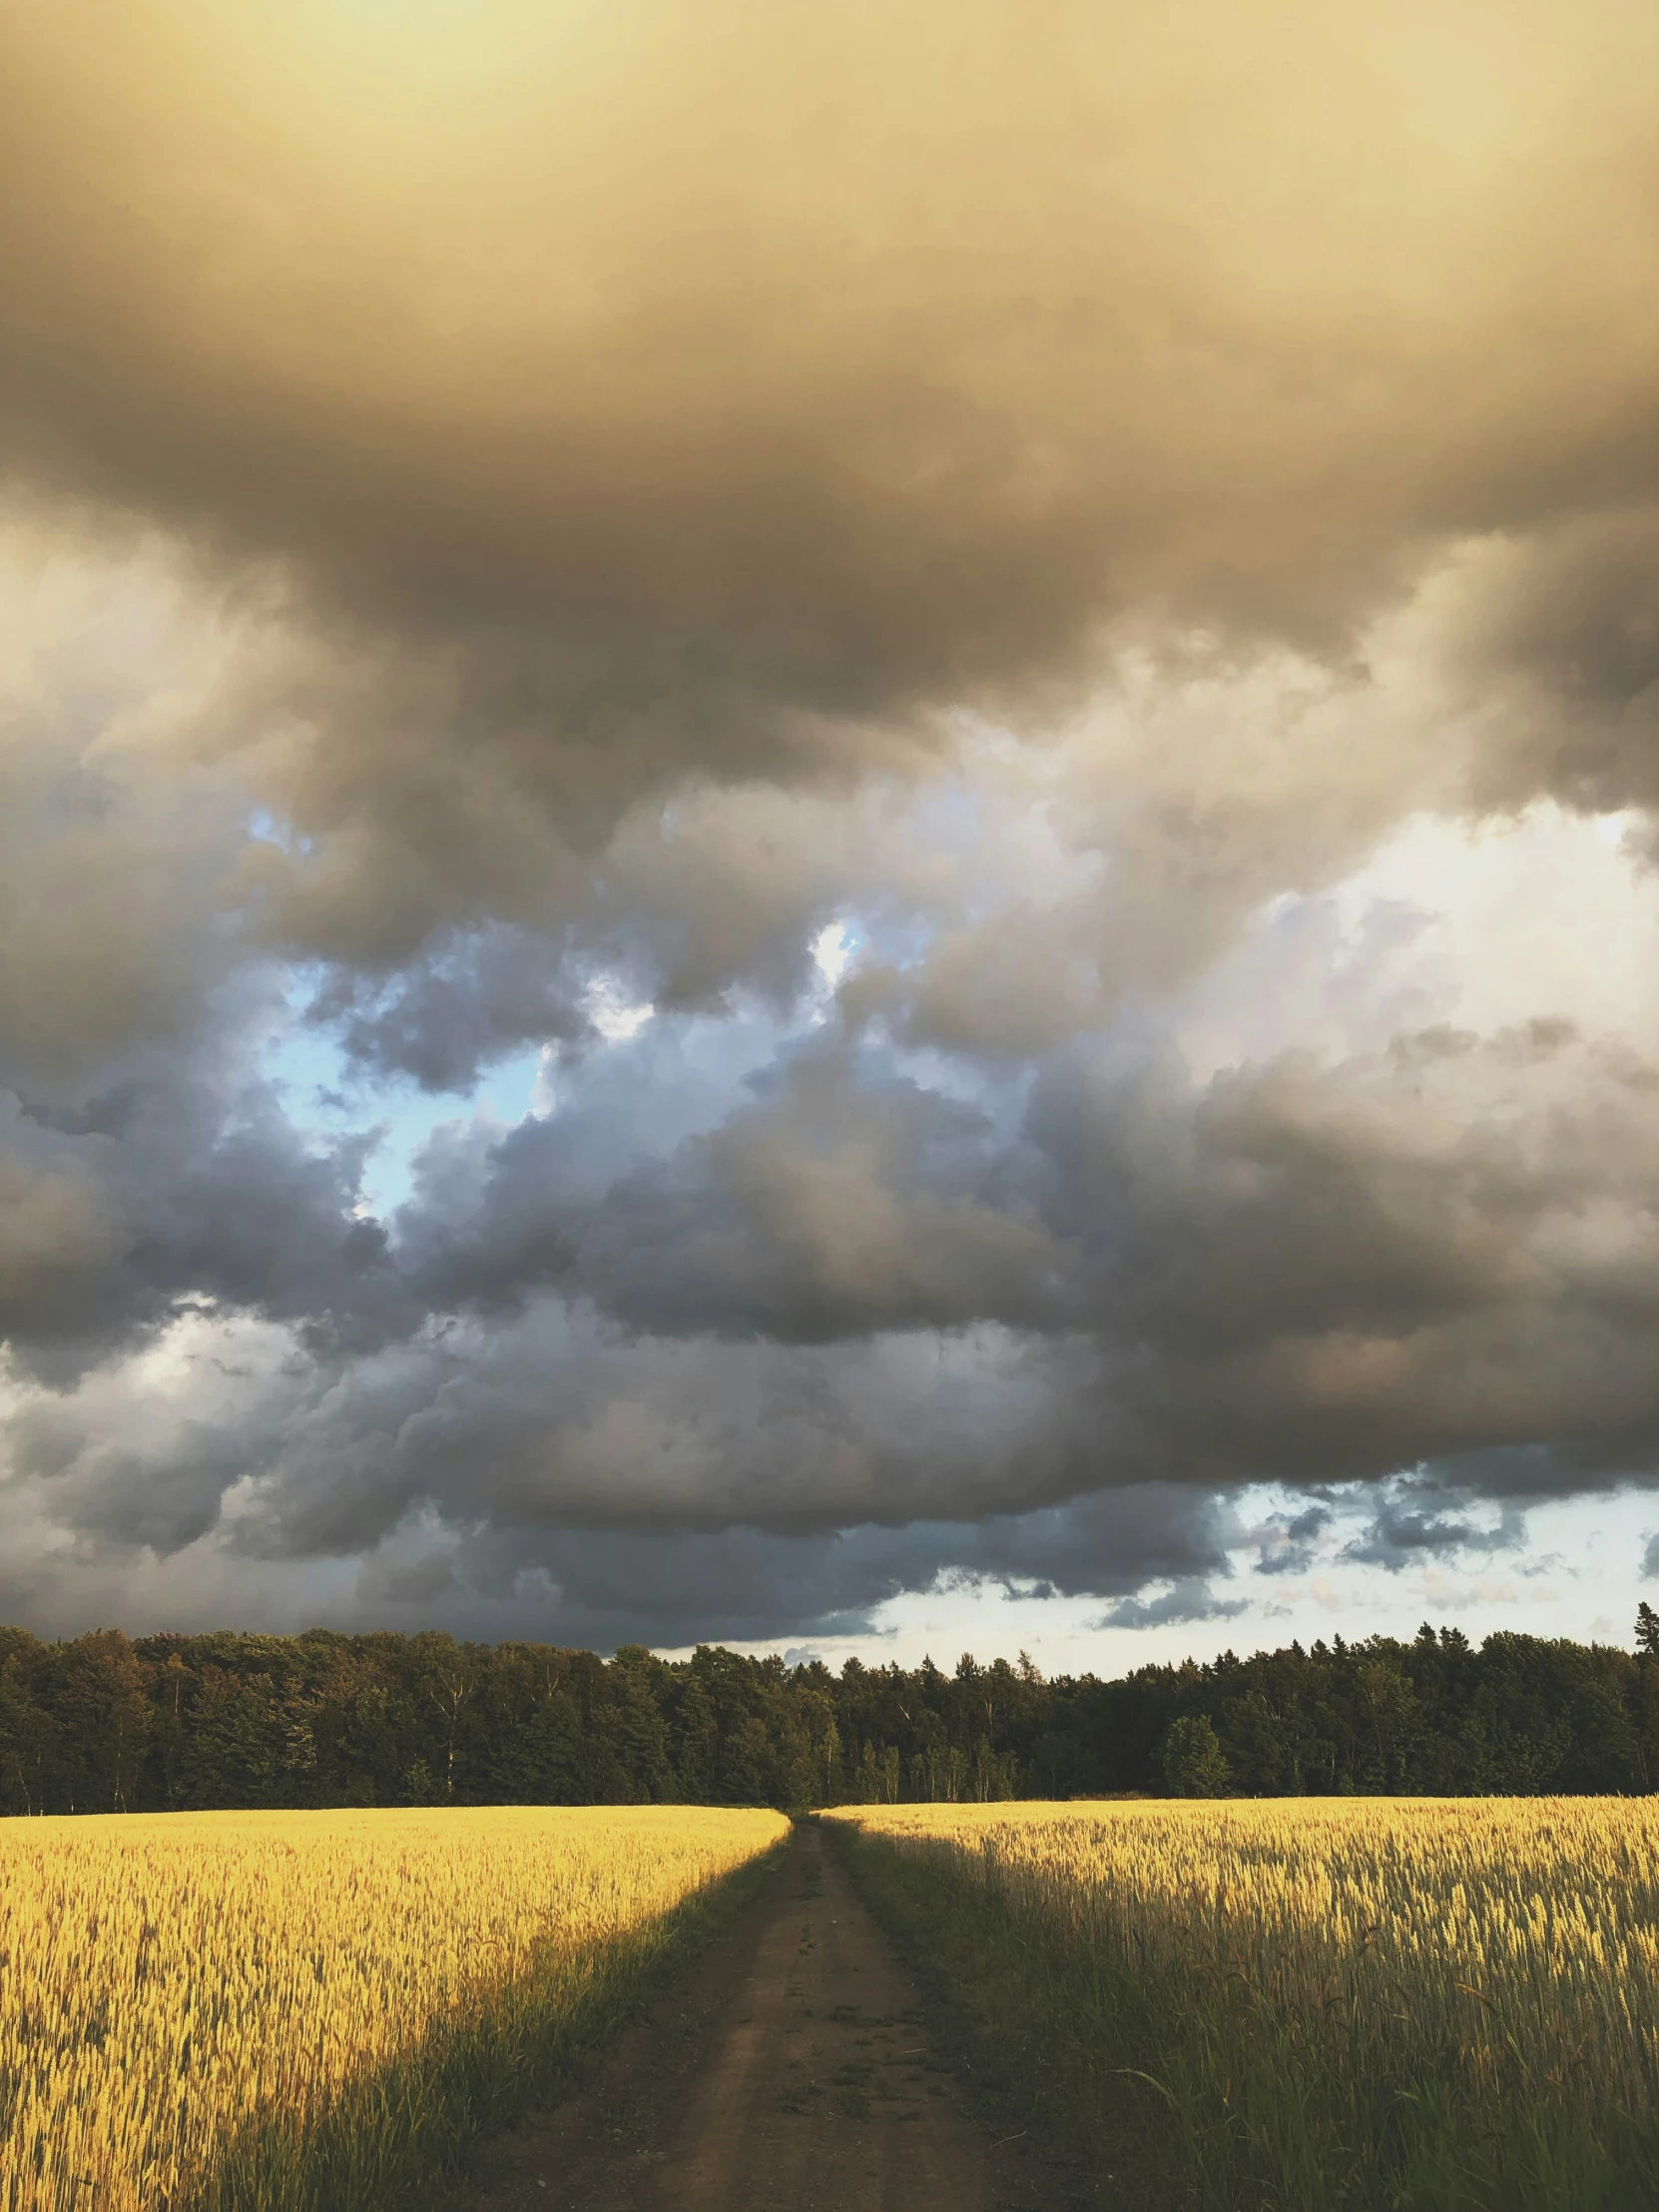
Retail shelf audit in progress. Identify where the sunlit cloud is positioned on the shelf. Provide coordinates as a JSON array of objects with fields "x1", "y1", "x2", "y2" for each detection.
[{"x1": 0, "y1": 3, "x2": 1657, "y2": 1652}]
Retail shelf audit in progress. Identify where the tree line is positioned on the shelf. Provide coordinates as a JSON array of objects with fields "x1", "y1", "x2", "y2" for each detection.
[{"x1": 2, "y1": 1613, "x2": 1658, "y2": 1817}]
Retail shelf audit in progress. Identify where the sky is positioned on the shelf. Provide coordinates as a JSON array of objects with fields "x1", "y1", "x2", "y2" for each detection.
[{"x1": 3, "y1": 1, "x2": 1659, "y2": 1671}]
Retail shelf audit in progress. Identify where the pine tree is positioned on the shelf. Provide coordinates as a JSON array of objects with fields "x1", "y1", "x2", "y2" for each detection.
[{"x1": 1161, "y1": 1714, "x2": 1231, "y2": 1798}]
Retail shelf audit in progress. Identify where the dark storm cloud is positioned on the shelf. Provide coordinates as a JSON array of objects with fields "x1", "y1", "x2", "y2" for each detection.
[
  {"x1": 359, "y1": 1489, "x2": 1237, "y2": 1650},
  {"x1": 2, "y1": 1, "x2": 1659, "y2": 959},
  {"x1": 1448, "y1": 509, "x2": 1659, "y2": 819},
  {"x1": 1030, "y1": 1025, "x2": 1659, "y2": 1492},
  {"x1": 0, "y1": 1280, "x2": 1237, "y2": 1645},
  {"x1": 364, "y1": 1016, "x2": 1659, "y2": 1509},
  {"x1": 20, "y1": 988, "x2": 1638, "y2": 1602},
  {"x1": 12, "y1": 953, "x2": 1659, "y2": 1630},
  {"x1": 222, "y1": 1315, "x2": 1113, "y2": 1560},
  {"x1": 0, "y1": 992, "x2": 412, "y2": 1378},
  {"x1": 403, "y1": 1047, "x2": 1063, "y2": 1341},
  {"x1": 307, "y1": 925, "x2": 592, "y2": 1095},
  {"x1": 1093, "y1": 1580, "x2": 1249, "y2": 1631},
  {"x1": 1340, "y1": 1479, "x2": 1527, "y2": 1572},
  {"x1": 7, "y1": 2, "x2": 1654, "y2": 684},
  {"x1": 925, "y1": 1487, "x2": 1239, "y2": 1603},
  {"x1": 4, "y1": 4, "x2": 1659, "y2": 1642},
  {"x1": 1249, "y1": 1504, "x2": 1335, "y2": 1578}
]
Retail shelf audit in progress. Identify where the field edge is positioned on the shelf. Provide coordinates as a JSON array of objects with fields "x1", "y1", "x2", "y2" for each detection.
[
  {"x1": 820, "y1": 1815, "x2": 1180, "y2": 2212},
  {"x1": 184, "y1": 1827, "x2": 792, "y2": 2212}
]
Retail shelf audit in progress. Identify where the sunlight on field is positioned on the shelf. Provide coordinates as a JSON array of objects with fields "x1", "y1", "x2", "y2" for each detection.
[
  {"x1": 0, "y1": 1804, "x2": 787, "y2": 2212},
  {"x1": 829, "y1": 1798, "x2": 1659, "y2": 2206}
]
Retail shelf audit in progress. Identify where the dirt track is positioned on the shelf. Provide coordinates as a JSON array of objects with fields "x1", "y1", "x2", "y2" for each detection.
[{"x1": 462, "y1": 1822, "x2": 1097, "y2": 2212}]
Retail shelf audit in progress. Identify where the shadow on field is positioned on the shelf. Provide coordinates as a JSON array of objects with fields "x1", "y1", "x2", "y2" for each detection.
[
  {"x1": 456, "y1": 1820, "x2": 1113, "y2": 2212},
  {"x1": 183, "y1": 1844, "x2": 790, "y2": 2212},
  {"x1": 826, "y1": 1820, "x2": 1182, "y2": 2212}
]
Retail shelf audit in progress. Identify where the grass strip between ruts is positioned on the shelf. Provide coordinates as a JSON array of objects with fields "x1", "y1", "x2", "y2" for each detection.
[{"x1": 825, "y1": 1818, "x2": 1174, "y2": 2212}]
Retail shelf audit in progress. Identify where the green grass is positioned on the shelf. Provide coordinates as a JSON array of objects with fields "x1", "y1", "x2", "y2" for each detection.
[{"x1": 827, "y1": 1821, "x2": 1168, "y2": 2211}]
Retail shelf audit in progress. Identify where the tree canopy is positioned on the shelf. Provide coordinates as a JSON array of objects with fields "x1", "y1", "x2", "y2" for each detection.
[{"x1": 1, "y1": 1616, "x2": 1656, "y2": 1816}]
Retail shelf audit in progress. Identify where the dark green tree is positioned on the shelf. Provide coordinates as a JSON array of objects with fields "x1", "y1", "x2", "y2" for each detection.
[{"x1": 1161, "y1": 1714, "x2": 1231, "y2": 1797}]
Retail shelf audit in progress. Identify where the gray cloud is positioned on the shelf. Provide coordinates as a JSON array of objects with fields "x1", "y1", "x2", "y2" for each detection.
[
  {"x1": 307, "y1": 925, "x2": 591, "y2": 1096},
  {"x1": 17, "y1": 989, "x2": 1659, "y2": 1624},
  {"x1": 8, "y1": 3, "x2": 1656, "y2": 694},
  {"x1": 407, "y1": 1046, "x2": 1061, "y2": 1342},
  {"x1": 1, "y1": 5, "x2": 1658, "y2": 989},
  {"x1": 1093, "y1": 1580, "x2": 1250, "y2": 1632},
  {"x1": 1248, "y1": 1503, "x2": 1335, "y2": 1578},
  {"x1": 1448, "y1": 509, "x2": 1659, "y2": 819},
  {"x1": 402, "y1": 1485, "x2": 1241, "y2": 1651},
  {"x1": 1340, "y1": 1479, "x2": 1528, "y2": 1572},
  {"x1": 0, "y1": 1011, "x2": 410, "y2": 1380},
  {"x1": 3, "y1": 8, "x2": 1659, "y2": 1646},
  {"x1": 347, "y1": 1016, "x2": 1659, "y2": 1512}
]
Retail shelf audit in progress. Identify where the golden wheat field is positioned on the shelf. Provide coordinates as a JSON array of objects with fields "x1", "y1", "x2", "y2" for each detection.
[
  {"x1": 0, "y1": 1804, "x2": 787, "y2": 2212},
  {"x1": 828, "y1": 1797, "x2": 1659, "y2": 2207}
]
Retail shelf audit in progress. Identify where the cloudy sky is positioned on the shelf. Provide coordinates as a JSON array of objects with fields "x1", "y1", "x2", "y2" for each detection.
[{"x1": 3, "y1": 1, "x2": 1659, "y2": 1669}]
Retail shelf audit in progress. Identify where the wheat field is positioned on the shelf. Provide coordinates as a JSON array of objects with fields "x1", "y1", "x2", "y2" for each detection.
[
  {"x1": 828, "y1": 1798, "x2": 1659, "y2": 2209},
  {"x1": 0, "y1": 1803, "x2": 787, "y2": 2212}
]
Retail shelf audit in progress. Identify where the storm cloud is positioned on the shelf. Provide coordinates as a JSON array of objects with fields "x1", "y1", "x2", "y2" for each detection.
[{"x1": 1, "y1": 3, "x2": 1658, "y2": 1651}]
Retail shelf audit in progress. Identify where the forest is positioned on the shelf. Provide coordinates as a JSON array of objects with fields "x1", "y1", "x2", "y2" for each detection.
[{"x1": 4, "y1": 1614, "x2": 1659, "y2": 1816}]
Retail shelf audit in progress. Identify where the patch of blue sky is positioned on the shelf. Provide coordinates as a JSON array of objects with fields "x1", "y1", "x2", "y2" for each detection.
[
  {"x1": 822, "y1": 897, "x2": 937, "y2": 989},
  {"x1": 247, "y1": 805, "x2": 312, "y2": 856},
  {"x1": 476, "y1": 1044, "x2": 545, "y2": 1128},
  {"x1": 256, "y1": 872, "x2": 1025, "y2": 1225},
  {"x1": 260, "y1": 968, "x2": 545, "y2": 1217},
  {"x1": 689, "y1": 1479, "x2": 1659, "y2": 1676},
  {"x1": 261, "y1": 951, "x2": 833, "y2": 1219}
]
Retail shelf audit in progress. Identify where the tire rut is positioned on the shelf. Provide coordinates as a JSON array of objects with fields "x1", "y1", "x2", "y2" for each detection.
[{"x1": 456, "y1": 1823, "x2": 1097, "y2": 2212}]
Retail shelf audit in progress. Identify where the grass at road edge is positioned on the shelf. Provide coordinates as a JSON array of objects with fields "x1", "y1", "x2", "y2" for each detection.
[
  {"x1": 824, "y1": 1805, "x2": 1659, "y2": 2212},
  {"x1": 188, "y1": 1836, "x2": 790, "y2": 2212},
  {"x1": 821, "y1": 1818, "x2": 1174, "y2": 2212}
]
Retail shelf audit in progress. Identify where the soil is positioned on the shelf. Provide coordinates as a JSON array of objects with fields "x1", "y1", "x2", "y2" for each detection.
[{"x1": 456, "y1": 1821, "x2": 1103, "y2": 2212}]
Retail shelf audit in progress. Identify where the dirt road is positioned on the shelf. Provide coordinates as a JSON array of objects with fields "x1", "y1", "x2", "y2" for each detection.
[{"x1": 462, "y1": 1822, "x2": 1097, "y2": 2212}]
